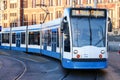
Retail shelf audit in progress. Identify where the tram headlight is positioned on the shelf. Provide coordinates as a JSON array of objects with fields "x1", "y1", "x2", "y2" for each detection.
[
  {"x1": 77, "y1": 54, "x2": 80, "y2": 58},
  {"x1": 74, "y1": 50, "x2": 78, "y2": 54},
  {"x1": 101, "y1": 50, "x2": 105, "y2": 54},
  {"x1": 99, "y1": 54, "x2": 102, "y2": 58}
]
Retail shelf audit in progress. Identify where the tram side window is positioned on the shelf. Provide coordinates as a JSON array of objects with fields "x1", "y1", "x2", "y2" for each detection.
[
  {"x1": 29, "y1": 31, "x2": 40, "y2": 45},
  {"x1": 12, "y1": 33, "x2": 16, "y2": 43},
  {"x1": 42, "y1": 31, "x2": 45, "y2": 46},
  {"x1": 48, "y1": 30, "x2": 51, "y2": 46},
  {"x1": 21, "y1": 32, "x2": 25, "y2": 44},
  {"x1": 2, "y1": 33, "x2": 9, "y2": 43},
  {"x1": 44, "y1": 31, "x2": 48, "y2": 47},
  {"x1": 42, "y1": 31, "x2": 47, "y2": 50},
  {"x1": 44, "y1": 30, "x2": 51, "y2": 46},
  {"x1": 42, "y1": 30, "x2": 51, "y2": 50}
]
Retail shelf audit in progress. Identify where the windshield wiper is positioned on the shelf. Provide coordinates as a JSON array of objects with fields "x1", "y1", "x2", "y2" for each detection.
[
  {"x1": 88, "y1": 16, "x2": 92, "y2": 45},
  {"x1": 95, "y1": 36, "x2": 105, "y2": 46},
  {"x1": 95, "y1": 25, "x2": 105, "y2": 46}
]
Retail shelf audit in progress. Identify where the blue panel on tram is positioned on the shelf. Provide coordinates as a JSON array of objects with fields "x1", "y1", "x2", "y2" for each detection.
[{"x1": 52, "y1": 29, "x2": 57, "y2": 32}]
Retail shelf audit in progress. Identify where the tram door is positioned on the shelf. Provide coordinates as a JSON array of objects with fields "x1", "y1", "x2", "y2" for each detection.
[
  {"x1": 61, "y1": 17, "x2": 70, "y2": 60},
  {"x1": 63, "y1": 22, "x2": 70, "y2": 52},
  {"x1": 16, "y1": 33, "x2": 21, "y2": 47},
  {"x1": 0, "y1": 34, "x2": 1, "y2": 46},
  {"x1": 51, "y1": 29, "x2": 57, "y2": 52}
]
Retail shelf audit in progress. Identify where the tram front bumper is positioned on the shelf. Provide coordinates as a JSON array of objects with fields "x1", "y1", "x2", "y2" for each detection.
[{"x1": 62, "y1": 58, "x2": 107, "y2": 69}]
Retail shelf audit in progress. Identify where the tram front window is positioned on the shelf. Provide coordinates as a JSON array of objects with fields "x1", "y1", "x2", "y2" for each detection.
[{"x1": 71, "y1": 17, "x2": 106, "y2": 47}]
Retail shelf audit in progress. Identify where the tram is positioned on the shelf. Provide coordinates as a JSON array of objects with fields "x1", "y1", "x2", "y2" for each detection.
[{"x1": 0, "y1": 7, "x2": 111, "y2": 69}]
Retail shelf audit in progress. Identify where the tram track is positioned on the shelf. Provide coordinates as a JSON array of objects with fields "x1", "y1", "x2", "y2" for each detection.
[
  {"x1": 1, "y1": 49, "x2": 116, "y2": 80},
  {"x1": 0, "y1": 55, "x2": 27, "y2": 80},
  {"x1": 13, "y1": 57, "x2": 27, "y2": 80},
  {"x1": 94, "y1": 70, "x2": 98, "y2": 80},
  {"x1": 61, "y1": 69, "x2": 107, "y2": 80},
  {"x1": 61, "y1": 70, "x2": 70, "y2": 80},
  {"x1": 0, "y1": 61, "x2": 2, "y2": 69}
]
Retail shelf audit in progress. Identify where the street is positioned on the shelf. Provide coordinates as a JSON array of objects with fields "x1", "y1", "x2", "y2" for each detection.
[{"x1": 0, "y1": 49, "x2": 120, "y2": 80}]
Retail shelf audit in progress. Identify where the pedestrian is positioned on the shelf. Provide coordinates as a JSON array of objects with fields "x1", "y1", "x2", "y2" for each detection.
[{"x1": 108, "y1": 17, "x2": 112, "y2": 32}]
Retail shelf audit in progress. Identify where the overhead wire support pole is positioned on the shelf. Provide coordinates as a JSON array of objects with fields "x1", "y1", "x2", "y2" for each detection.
[
  {"x1": 36, "y1": 4, "x2": 50, "y2": 23},
  {"x1": 36, "y1": 3, "x2": 49, "y2": 54}
]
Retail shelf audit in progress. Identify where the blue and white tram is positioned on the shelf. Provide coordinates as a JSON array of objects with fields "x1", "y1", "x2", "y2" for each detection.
[{"x1": 0, "y1": 7, "x2": 111, "y2": 69}]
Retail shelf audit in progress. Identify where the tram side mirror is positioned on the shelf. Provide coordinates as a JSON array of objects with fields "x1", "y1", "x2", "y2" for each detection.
[
  {"x1": 61, "y1": 16, "x2": 67, "y2": 33},
  {"x1": 108, "y1": 17, "x2": 112, "y2": 32}
]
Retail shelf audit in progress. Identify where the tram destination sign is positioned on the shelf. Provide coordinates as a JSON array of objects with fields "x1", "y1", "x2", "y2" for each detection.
[{"x1": 71, "y1": 9, "x2": 106, "y2": 17}]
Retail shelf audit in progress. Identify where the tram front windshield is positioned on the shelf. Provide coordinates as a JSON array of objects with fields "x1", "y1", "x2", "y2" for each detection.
[{"x1": 71, "y1": 12, "x2": 106, "y2": 47}]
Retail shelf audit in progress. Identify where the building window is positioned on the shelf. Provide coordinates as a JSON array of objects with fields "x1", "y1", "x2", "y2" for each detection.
[
  {"x1": 47, "y1": 14, "x2": 50, "y2": 21},
  {"x1": 40, "y1": 0, "x2": 44, "y2": 5},
  {"x1": 118, "y1": 7, "x2": 120, "y2": 28},
  {"x1": 98, "y1": 0, "x2": 104, "y2": 3},
  {"x1": 87, "y1": 0, "x2": 92, "y2": 4},
  {"x1": 10, "y1": 3, "x2": 17, "y2": 8},
  {"x1": 32, "y1": 14, "x2": 36, "y2": 25},
  {"x1": 49, "y1": 0, "x2": 53, "y2": 6},
  {"x1": 15, "y1": 23, "x2": 17, "y2": 27},
  {"x1": 56, "y1": 0, "x2": 62, "y2": 6},
  {"x1": 109, "y1": 9, "x2": 113, "y2": 19},
  {"x1": 10, "y1": 13, "x2": 17, "y2": 17},
  {"x1": 10, "y1": 4, "x2": 13, "y2": 8},
  {"x1": 119, "y1": 20, "x2": 120, "y2": 28},
  {"x1": 108, "y1": 0, "x2": 113, "y2": 3},
  {"x1": 3, "y1": 0, "x2": 7, "y2": 9},
  {"x1": 65, "y1": 0, "x2": 67, "y2": 5},
  {"x1": 119, "y1": 7, "x2": 120, "y2": 18},
  {"x1": 76, "y1": 0, "x2": 78, "y2": 5},
  {"x1": 98, "y1": 0, "x2": 102, "y2": 3},
  {"x1": 56, "y1": 0, "x2": 58, "y2": 6},
  {"x1": 32, "y1": 0, "x2": 36, "y2": 8},
  {"x1": 3, "y1": 23, "x2": 7, "y2": 28},
  {"x1": 47, "y1": 13, "x2": 53, "y2": 21},
  {"x1": 24, "y1": 14, "x2": 28, "y2": 26},
  {"x1": 66, "y1": 0, "x2": 70, "y2": 5},
  {"x1": 85, "y1": 0, "x2": 92, "y2": 4},
  {"x1": 50, "y1": 13, "x2": 53, "y2": 20},
  {"x1": 77, "y1": 0, "x2": 83, "y2": 5},
  {"x1": 56, "y1": 11, "x2": 62, "y2": 18},
  {"x1": 23, "y1": 0, "x2": 28, "y2": 8},
  {"x1": 86, "y1": 0, "x2": 88, "y2": 4},
  {"x1": 59, "y1": 0, "x2": 62, "y2": 6},
  {"x1": 10, "y1": 22, "x2": 17, "y2": 27},
  {"x1": 40, "y1": 13, "x2": 44, "y2": 23},
  {"x1": 3, "y1": 13, "x2": 7, "y2": 20}
]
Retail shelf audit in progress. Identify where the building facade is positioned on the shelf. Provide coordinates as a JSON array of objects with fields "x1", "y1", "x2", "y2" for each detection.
[{"x1": 0, "y1": 0, "x2": 120, "y2": 29}]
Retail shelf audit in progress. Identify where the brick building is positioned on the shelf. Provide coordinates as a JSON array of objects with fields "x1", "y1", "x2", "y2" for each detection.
[{"x1": 0, "y1": 0, "x2": 120, "y2": 29}]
